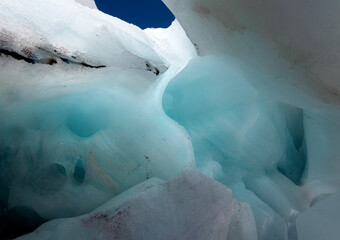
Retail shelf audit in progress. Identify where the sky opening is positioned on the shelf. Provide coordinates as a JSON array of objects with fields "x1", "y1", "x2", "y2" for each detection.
[{"x1": 95, "y1": 0, "x2": 175, "y2": 29}]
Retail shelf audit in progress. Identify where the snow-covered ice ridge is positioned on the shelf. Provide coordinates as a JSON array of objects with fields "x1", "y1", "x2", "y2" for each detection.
[{"x1": 0, "y1": 0, "x2": 339, "y2": 239}]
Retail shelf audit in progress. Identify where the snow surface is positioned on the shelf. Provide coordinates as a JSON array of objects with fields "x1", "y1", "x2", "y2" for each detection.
[
  {"x1": 0, "y1": 0, "x2": 167, "y2": 71},
  {"x1": 144, "y1": 20, "x2": 197, "y2": 67},
  {"x1": 16, "y1": 170, "x2": 237, "y2": 240},
  {"x1": 74, "y1": 0, "x2": 97, "y2": 9}
]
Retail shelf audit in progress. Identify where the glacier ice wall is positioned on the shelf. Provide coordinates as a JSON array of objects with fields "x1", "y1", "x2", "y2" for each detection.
[
  {"x1": 163, "y1": 55, "x2": 307, "y2": 239},
  {"x1": 160, "y1": 2, "x2": 340, "y2": 238},
  {"x1": 0, "y1": 0, "x2": 195, "y2": 237},
  {"x1": 162, "y1": 0, "x2": 340, "y2": 105},
  {"x1": 296, "y1": 191, "x2": 340, "y2": 240},
  {"x1": 0, "y1": 0, "x2": 340, "y2": 239}
]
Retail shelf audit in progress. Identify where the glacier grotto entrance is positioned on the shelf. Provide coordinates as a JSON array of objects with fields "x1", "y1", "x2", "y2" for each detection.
[{"x1": 95, "y1": 0, "x2": 175, "y2": 29}]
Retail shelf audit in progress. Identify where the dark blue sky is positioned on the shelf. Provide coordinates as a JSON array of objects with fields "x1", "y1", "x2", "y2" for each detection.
[{"x1": 95, "y1": 0, "x2": 175, "y2": 29}]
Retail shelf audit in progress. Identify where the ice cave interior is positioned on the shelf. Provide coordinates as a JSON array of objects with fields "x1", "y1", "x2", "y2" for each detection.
[{"x1": 0, "y1": 0, "x2": 340, "y2": 239}]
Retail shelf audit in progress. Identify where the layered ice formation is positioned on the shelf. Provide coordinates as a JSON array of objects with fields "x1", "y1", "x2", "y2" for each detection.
[{"x1": 1, "y1": 0, "x2": 340, "y2": 239}]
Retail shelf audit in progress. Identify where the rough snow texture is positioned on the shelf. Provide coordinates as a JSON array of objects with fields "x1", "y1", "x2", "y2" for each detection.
[
  {"x1": 0, "y1": 0, "x2": 166, "y2": 72},
  {"x1": 144, "y1": 20, "x2": 197, "y2": 67},
  {"x1": 74, "y1": 0, "x2": 97, "y2": 9},
  {"x1": 17, "y1": 170, "x2": 236, "y2": 240}
]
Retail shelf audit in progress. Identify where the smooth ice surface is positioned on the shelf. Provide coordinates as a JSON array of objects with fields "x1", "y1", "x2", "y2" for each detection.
[
  {"x1": 163, "y1": 55, "x2": 308, "y2": 239},
  {"x1": 0, "y1": 62, "x2": 195, "y2": 220},
  {"x1": 160, "y1": 1, "x2": 340, "y2": 238},
  {"x1": 0, "y1": 0, "x2": 195, "y2": 226},
  {"x1": 296, "y1": 191, "x2": 340, "y2": 240},
  {"x1": 303, "y1": 112, "x2": 340, "y2": 192}
]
